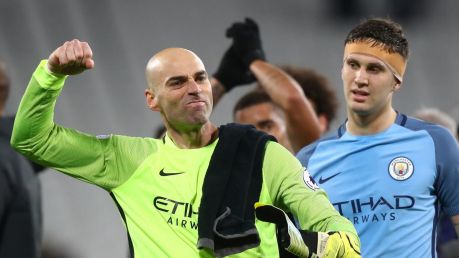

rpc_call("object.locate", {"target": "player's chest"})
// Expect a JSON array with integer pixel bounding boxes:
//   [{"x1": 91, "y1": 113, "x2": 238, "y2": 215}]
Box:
[{"x1": 309, "y1": 139, "x2": 437, "y2": 195}]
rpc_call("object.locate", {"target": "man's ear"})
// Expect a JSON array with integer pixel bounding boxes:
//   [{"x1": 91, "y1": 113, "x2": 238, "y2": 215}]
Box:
[
  {"x1": 145, "y1": 88, "x2": 159, "y2": 111},
  {"x1": 393, "y1": 81, "x2": 402, "y2": 92}
]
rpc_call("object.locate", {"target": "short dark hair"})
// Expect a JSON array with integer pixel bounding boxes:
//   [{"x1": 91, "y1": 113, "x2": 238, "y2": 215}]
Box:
[
  {"x1": 344, "y1": 18, "x2": 409, "y2": 59},
  {"x1": 280, "y1": 65, "x2": 338, "y2": 125},
  {"x1": 233, "y1": 90, "x2": 273, "y2": 117}
]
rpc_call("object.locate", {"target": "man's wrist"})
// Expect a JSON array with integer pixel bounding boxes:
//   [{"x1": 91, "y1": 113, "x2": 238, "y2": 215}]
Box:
[
  {"x1": 243, "y1": 49, "x2": 265, "y2": 67},
  {"x1": 213, "y1": 72, "x2": 234, "y2": 91},
  {"x1": 33, "y1": 60, "x2": 68, "y2": 90}
]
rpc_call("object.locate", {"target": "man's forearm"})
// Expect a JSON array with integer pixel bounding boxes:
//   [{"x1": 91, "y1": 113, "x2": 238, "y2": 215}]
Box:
[
  {"x1": 250, "y1": 60, "x2": 321, "y2": 151},
  {"x1": 10, "y1": 60, "x2": 114, "y2": 189},
  {"x1": 11, "y1": 60, "x2": 66, "y2": 155},
  {"x1": 250, "y1": 60, "x2": 303, "y2": 109}
]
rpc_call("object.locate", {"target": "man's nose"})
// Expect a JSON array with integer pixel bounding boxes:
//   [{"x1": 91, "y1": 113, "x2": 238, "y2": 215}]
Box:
[
  {"x1": 354, "y1": 69, "x2": 369, "y2": 86},
  {"x1": 187, "y1": 80, "x2": 202, "y2": 93}
]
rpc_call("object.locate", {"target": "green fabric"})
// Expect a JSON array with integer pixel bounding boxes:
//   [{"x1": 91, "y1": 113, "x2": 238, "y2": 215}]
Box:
[
  {"x1": 11, "y1": 60, "x2": 357, "y2": 257},
  {"x1": 34, "y1": 60, "x2": 67, "y2": 90}
]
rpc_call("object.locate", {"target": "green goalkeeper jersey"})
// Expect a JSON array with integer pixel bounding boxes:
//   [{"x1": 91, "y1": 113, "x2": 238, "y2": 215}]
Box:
[{"x1": 11, "y1": 61, "x2": 356, "y2": 257}]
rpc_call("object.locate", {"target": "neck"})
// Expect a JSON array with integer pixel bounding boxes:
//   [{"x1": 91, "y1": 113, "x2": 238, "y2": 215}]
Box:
[
  {"x1": 166, "y1": 122, "x2": 218, "y2": 148},
  {"x1": 346, "y1": 107, "x2": 397, "y2": 136}
]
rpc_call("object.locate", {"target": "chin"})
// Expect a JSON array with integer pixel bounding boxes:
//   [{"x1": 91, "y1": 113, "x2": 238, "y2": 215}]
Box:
[
  {"x1": 349, "y1": 104, "x2": 371, "y2": 115},
  {"x1": 189, "y1": 116, "x2": 209, "y2": 126},
  {"x1": 352, "y1": 108, "x2": 373, "y2": 116}
]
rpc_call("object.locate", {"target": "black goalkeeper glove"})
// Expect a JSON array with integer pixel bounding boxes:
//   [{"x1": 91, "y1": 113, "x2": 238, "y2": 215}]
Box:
[
  {"x1": 213, "y1": 45, "x2": 256, "y2": 91},
  {"x1": 226, "y1": 17, "x2": 266, "y2": 68}
]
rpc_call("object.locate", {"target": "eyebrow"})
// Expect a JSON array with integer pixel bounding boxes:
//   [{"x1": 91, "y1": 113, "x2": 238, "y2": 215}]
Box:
[
  {"x1": 367, "y1": 62, "x2": 386, "y2": 69},
  {"x1": 346, "y1": 57, "x2": 358, "y2": 63},
  {"x1": 257, "y1": 119, "x2": 274, "y2": 126},
  {"x1": 346, "y1": 57, "x2": 386, "y2": 68},
  {"x1": 165, "y1": 75, "x2": 187, "y2": 85},
  {"x1": 194, "y1": 70, "x2": 207, "y2": 78},
  {"x1": 165, "y1": 70, "x2": 207, "y2": 84}
]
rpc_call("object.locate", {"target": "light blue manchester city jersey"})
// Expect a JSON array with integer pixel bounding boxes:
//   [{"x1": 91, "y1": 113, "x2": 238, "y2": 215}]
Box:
[{"x1": 297, "y1": 113, "x2": 459, "y2": 258}]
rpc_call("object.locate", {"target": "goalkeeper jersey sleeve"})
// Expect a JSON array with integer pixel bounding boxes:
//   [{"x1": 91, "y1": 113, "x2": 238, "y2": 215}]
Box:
[
  {"x1": 262, "y1": 141, "x2": 357, "y2": 236},
  {"x1": 11, "y1": 60, "x2": 153, "y2": 190}
]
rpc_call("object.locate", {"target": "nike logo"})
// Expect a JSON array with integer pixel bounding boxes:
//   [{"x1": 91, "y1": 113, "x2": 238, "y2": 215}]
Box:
[
  {"x1": 318, "y1": 172, "x2": 341, "y2": 184},
  {"x1": 159, "y1": 169, "x2": 185, "y2": 176}
]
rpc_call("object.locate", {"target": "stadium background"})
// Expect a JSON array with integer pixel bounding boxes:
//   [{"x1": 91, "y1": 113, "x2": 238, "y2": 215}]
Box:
[{"x1": 1, "y1": 0, "x2": 458, "y2": 257}]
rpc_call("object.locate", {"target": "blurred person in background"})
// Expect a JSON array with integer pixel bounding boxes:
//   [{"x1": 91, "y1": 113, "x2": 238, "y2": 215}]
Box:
[
  {"x1": 0, "y1": 61, "x2": 45, "y2": 258},
  {"x1": 42, "y1": 240, "x2": 77, "y2": 258},
  {"x1": 212, "y1": 19, "x2": 338, "y2": 153},
  {"x1": 415, "y1": 107, "x2": 458, "y2": 141},
  {"x1": 230, "y1": 66, "x2": 339, "y2": 153},
  {"x1": 280, "y1": 65, "x2": 338, "y2": 134},
  {"x1": 414, "y1": 107, "x2": 459, "y2": 257}
]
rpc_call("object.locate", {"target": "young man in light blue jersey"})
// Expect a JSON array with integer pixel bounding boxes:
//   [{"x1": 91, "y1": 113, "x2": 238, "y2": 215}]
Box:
[{"x1": 297, "y1": 18, "x2": 459, "y2": 257}]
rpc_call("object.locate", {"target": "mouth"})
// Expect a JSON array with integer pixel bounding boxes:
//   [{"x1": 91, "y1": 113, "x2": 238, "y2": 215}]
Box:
[
  {"x1": 351, "y1": 89, "x2": 369, "y2": 103},
  {"x1": 186, "y1": 99, "x2": 206, "y2": 108}
]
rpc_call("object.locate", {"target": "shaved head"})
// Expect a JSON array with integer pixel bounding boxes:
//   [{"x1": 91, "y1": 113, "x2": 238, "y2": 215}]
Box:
[
  {"x1": 144, "y1": 47, "x2": 213, "y2": 133},
  {"x1": 145, "y1": 48, "x2": 205, "y2": 92}
]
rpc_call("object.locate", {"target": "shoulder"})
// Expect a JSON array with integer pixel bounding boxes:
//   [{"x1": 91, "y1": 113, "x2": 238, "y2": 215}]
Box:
[
  {"x1": 0, "y1": 138, "x2": 23, "y2": 167},
  {"x1": 264, "y1": 141, "x2": 302, "y2": 168},
  {"x1": 263, "y1": 141, "x2": 304, "y2": 181},
  {"x1": 296, "y1": 128, "x2": 342, "y2": 164},
  {"x1": 99, "y1": 134, "x2": 162, "y2": 158},
  {"x1": 220, "y1": 123, "x2": 273, "y2": 141},
  {"x1": 0, "y1": 115, "x2": 15, "y2": 140},
  {"x1": 400, "y1": 115, "x2": 458, "y2": 166},
  {"x1": 0, "y1": 138, "x2": 34, "y2": 185},
  {"x1": 101, "y1": 134, "x2": 159, "y2": 145},
  {"x1": 403, "y1": 115, "x2": 457, "y2": 148},
  {"x1": 265, "y1": 141, "x2": 292, "y2": 157}
]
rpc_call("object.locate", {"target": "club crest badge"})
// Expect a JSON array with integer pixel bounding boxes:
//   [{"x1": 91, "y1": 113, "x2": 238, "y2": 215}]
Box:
[
  {"x1": 388, "y1": 157, "x2": 414, "y2": 181},
  {"x1": 303, "y1": 167, "x2": 319, "y2": 190}
]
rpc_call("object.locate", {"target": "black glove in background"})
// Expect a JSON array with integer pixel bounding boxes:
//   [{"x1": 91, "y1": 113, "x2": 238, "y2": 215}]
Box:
[
  {"x1": 213, "y1": 46, "x2": 256, "y2": 91},
  {"x1": 226, "y1": 18, "x2": 266, "y2": 68}
]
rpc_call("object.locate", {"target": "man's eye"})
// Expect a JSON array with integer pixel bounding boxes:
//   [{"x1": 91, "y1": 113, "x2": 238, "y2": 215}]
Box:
[
  {"x1": 348, "y1": 62, "x2": 358, "y2": 69},
  {"x1": 368, "y1": 66, "x2": 382, "y2": 73},
  {"x1": 264, "y1": 125, "x2": 273, "y2": 131},
  {"x1": 196, "y1": 76, "x2": 207, "y2": 82},
  {"x1": 169, "y1": 80, "x2": 181, "y2": 86},
  {"x1": 261, "y1": 123, "x2": 274, "y2": 131}
]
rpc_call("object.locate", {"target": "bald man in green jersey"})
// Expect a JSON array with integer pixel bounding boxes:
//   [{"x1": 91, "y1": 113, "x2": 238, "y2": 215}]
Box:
[{"x1": 11, "y1": 39, "x2": 359, "y2": 257}]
